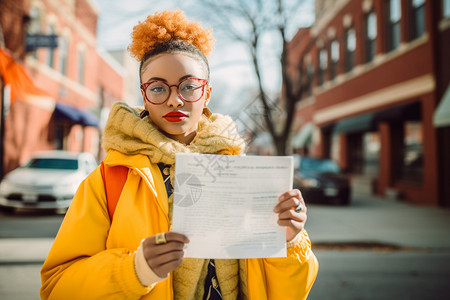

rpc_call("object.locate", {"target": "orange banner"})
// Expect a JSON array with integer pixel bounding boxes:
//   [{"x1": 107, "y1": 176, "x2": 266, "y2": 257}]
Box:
[{"x1": 0, "y1": 48, "x2": 55, "y2": 111}]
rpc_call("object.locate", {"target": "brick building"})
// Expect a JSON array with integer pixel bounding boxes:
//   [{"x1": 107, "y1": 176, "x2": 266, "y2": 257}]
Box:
[
  {"x1": 0, "y1": 0, "x2": 125, "y2": 175},
  {"x1": 288, "y1": 0, "x2": 450, "y2": 206}
]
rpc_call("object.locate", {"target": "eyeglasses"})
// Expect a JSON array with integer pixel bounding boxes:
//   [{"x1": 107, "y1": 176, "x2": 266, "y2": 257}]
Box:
[{"x1": 140, "y1": 77, "x2": 209, "y2": 105}]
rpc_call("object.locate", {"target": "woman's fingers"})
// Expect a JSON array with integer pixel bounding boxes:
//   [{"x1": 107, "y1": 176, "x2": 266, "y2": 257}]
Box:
[
  {"x1": 150, "y1": 232, "x2": 190, "y2": 245},
  {"x1": 274, "y1": 189, "x2": 306, "y2": 214},
  {"x1": 278, "y1": 208, "x2": 307, "y2": 222},
  {"x1": 141, "y1": 232, "x2": 189, "y2": 277},
  {"x1": 274, "y1": 189, "x2": 308, "y2": 241}
]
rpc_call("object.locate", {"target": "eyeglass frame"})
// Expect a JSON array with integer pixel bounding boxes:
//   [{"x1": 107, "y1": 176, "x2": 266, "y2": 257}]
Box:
[{"x1": 140, "y1": 77, "x2": 209, "y2": 105}]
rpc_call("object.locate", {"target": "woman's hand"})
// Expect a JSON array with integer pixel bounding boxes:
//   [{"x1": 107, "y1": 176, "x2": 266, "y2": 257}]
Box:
[
  {"x1": 274, "y1": 189, "x2": 307, "y2": 242},
  {"x1": 141, "y1": 232, "x2": 189, "y2": 278}
]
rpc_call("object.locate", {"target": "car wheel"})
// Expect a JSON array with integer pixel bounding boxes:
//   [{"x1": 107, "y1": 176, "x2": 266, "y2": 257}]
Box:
[{"x1": 0, "y1": 206, "x2": 16, "y2": 215}]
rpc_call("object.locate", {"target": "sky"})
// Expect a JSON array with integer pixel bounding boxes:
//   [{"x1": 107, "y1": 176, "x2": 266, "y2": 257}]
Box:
[{"x1": 95, "y1": 0, "x2": 315, "y2": 115}]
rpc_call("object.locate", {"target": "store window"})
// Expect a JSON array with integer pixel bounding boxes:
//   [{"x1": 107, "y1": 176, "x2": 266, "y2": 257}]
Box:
[
  {"x1": 318, "y1": 48, "x2": 328, "y2": 85},
  {"x1": 330, "y1": 40, "x2": 339, "y2": 79},
  {"x1": 345, "y1": 28, "x2": 356, "y2": 72},
  {"x1": 365, "y1": 11, "x2": 377, "y2": 62},
  {"x1": 54, "y1": 123, "x2": 65, "y2": 150},
  {"x1": 399, "y1": 121, "x2": 423, "y2": 182},
  {"x1": 409, "y1": 0, "x2": 426, "y2": 40},
  {"x1": 363, "y1": 132, "x2": 380, "y2": 176},
  {"x1": 386, "y1": 0, "x2": 402, "y2": 52}
]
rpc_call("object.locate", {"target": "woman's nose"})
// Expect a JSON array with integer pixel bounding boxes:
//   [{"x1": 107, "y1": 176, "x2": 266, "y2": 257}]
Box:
[{"x1": 166, "y1": 86, "x2": 184, "y2": 107}]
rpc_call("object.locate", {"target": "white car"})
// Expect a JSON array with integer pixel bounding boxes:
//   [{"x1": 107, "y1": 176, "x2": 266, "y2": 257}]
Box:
[{"x1": 0, "y1": 151, "x2": 98, "y2": 213}]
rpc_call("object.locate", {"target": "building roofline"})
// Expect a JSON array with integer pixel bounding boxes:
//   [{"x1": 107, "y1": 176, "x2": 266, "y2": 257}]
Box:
[{"x1": 96, "y1": 47, "x2": 125, "y2": 76}]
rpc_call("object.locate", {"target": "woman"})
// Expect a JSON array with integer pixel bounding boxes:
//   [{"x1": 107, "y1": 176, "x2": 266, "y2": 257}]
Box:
[{"x1": 40, "y1": 10, "x2": 318, "y2": 300}]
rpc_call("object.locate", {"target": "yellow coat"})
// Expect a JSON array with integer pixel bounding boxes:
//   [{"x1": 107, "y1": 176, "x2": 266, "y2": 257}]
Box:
[{"x1": 41, "y1": 150, "x2": 318, "y2": 299}]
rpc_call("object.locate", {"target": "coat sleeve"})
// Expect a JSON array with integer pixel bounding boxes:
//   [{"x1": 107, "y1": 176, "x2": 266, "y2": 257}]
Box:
[
  {"x1": 40, "y1": 167, "x2": 152, "y2": 300},
  {"x1": 246, "y1": 229, "x2": 319, "y2": 300}
]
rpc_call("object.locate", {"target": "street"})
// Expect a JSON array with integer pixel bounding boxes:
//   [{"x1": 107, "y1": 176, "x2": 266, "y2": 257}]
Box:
[{"x1": 1, "y1": 190, "x2": 450, "y2": 299}]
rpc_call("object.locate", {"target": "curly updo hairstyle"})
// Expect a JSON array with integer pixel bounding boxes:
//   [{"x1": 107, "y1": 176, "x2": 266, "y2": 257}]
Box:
[{"x1": 128, "y1": 10, "x2": 215, "y2": 82}]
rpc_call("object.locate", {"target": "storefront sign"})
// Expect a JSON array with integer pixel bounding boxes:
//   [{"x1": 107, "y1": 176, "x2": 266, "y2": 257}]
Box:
[{"x1": 26, "y1": 34, "x2": 58, "y2": 51}]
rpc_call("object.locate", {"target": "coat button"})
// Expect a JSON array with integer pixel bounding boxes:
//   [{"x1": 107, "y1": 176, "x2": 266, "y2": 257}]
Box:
[{"x1": 163, "y1": 167, "x2": 170, "y2": 175}]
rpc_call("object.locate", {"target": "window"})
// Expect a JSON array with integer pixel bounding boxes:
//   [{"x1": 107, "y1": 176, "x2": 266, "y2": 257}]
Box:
[
  {"x1": 78, "y1": 48, "x2": 85, "y2": 85},
  {"x1": 330, "y1": 40, "x2": 339, "y2": 79},
  {"x1": 54, "y1": 123, "x2": 65, "y2": 150},
  {"x1": 409, "y1": 0, "x2": 426, "y2": 40},
  {"x1": 307, "y1": 63, "x2": 314, "y2": 97},
  {"x1": 391, "y1": 102, "x2": 423, "y2": 183},
  {"x1": 399, "y1": 121, "x2": 423, "y2": 182},
  {"x1": 362, "y1": 132, "x2": 380, "y2": 176},
  {"x1": 445, "y1": 0, "x2": 450, "y2": 18},
  {"x1": 59, "y1": 36, "x2": 68, "y2": 75},
  {"x1": 386, "y1": 0, "x2": 402, "y2": 52},
  {"x1": 318, "y1": 48, "x2": 328, "y2": 85},
  {"x1": 27, "y1": 6, "x2": 41, "y2": 58},
  {"x1": 46, "y1": 24, "x2": 55, "y2": 68},
  {"x1": 365, "y1": 12, "x2": 377, "y2": 62},
  {"x1": 345, "y1": 28, "x2": 356, "y2": 72}
]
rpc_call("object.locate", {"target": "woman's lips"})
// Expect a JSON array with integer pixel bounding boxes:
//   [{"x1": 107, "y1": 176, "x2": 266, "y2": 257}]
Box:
[{"x1": 163, "y1": 111, "x2": 188, "y2": 122}]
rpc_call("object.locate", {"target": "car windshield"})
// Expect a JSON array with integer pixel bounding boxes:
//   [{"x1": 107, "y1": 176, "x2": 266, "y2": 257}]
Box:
[
  {"x1": 24, "y1": 158, "x2": 78, "y2": 170},
  {"x1": 300, "y1": 157, "x2": 340, "y2": 174}
]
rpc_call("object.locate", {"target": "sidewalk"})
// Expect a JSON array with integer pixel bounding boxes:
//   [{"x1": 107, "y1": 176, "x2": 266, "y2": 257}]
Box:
[
  {"x1": 0, "y1": 238, "x2": 53, "y2": 264},
  {"x1": 306, "y1": 190, "x2": 450, "y2": 251}
]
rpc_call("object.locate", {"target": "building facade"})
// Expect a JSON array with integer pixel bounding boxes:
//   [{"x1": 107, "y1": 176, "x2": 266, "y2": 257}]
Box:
[
  {"x1": 0, "y1": 0, "x2": 126, "y2": 175},
  {"x1": 288, "y1": 0, "x2": 450, "y2": 206}
]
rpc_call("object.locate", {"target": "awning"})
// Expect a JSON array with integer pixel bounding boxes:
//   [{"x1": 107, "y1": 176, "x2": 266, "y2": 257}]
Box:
[
  {"x1": 53, "y1": 102, "x2": 99, "y2": 127},
  {"x1": 291, "y1": 122, "x2": 313, "y2": 148},
  {"x1": 333, "y1": 113, "x2": 377, "y2": 134},
  {"x1": 434, "y1": 84, "x2": 450, "y2": 127},
  {"x1": 376, "y1": 102, "x2": 421, "y2": 122}
]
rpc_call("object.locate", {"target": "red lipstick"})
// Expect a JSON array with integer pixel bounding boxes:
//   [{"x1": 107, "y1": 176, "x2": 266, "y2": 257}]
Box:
[{"x1": 163, "y1": 111, "x2": 188, "y2": 122}]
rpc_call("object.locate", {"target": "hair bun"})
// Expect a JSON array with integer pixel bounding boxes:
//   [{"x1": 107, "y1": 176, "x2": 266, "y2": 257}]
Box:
[{"x1": 128, "y1": 10, "x2": 215, "y2": 61}]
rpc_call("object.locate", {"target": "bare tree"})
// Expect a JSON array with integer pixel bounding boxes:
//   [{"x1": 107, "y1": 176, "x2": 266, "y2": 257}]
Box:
[{"x1": 186, "y1": 0, "x2": 313, "y2": 155}]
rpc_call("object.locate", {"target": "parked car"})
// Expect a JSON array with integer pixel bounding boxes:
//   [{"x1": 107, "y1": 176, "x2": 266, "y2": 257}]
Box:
[
  {"x1": 293, "y1": 156, "x2": 351, "y2": 205},
  {"x1": 0, "y1": 151, "x2": 98, "y2": 213}
]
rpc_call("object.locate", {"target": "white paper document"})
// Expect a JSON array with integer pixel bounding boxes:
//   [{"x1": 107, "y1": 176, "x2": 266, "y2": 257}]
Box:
[{"x1": 172, "y1": 153, "x2": 293, "y2": 259}]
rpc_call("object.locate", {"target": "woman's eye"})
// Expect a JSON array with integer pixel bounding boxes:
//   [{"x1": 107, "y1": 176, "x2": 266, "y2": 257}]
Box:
[
  {"x1": 150, "y1": 86, "x2": 166, "y2": 93},
  {"x1": 182, "y1": 84, "x2": 201, "y2": 91}
]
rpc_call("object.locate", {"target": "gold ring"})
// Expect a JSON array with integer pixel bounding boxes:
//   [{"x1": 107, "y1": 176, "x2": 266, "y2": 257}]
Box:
[{"x1": 155, "y1": 233, "x2": 167, "y2": 245}]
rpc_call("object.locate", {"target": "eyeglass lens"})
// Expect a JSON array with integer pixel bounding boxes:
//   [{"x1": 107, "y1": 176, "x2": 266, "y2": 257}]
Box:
[{"x1": 145, "y1": 78, "x2": 205, "y2": 103}]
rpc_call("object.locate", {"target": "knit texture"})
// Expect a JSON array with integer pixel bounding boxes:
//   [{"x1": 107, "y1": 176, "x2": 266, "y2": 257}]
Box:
[{"x1": 102, "y1": 102, "x2": 246, "y2": 300}]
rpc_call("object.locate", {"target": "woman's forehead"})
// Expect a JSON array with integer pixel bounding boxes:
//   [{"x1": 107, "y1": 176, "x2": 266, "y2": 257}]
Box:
[{"x1": 141, "y1": 52, "x2": 207, "y2": 81}]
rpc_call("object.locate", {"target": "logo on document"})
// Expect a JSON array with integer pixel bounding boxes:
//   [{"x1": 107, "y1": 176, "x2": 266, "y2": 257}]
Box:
[{"x1": 173, "y1": 173, "x2": 202, "y2": 207}]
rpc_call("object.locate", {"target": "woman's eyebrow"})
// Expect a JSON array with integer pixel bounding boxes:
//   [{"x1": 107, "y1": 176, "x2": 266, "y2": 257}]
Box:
[
  {"x1": 179, "y1": 75, "x2": 196, "y2": 81},
  {"x1": 148, "y1": 77, "x2": 167, "y2": 82},
  {"x1": 146, "y1": 75, "x2": 196, "y2": 83}
]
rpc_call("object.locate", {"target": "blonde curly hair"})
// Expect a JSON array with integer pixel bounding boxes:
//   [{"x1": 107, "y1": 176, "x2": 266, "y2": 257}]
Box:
[{"x1": 128, "y1": 10, "x2": 215, "y2": 61}]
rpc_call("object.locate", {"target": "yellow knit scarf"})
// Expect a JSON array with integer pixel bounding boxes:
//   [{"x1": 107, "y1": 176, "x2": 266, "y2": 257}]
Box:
[{"x1": 102, "y1": 102, "x2": 247, "y2": 300}]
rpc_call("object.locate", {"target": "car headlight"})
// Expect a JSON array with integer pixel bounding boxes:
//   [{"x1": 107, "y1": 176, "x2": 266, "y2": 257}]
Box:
[
  {"x1": 0, "y1": 179, "x2": 13, "y2": 195},
  {"x1": 302, "y1": 178, "x2": 320, "y2": 188}
]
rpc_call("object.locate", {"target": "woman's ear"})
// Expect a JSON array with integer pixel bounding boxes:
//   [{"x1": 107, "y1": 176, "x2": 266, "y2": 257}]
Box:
[{"x1": 204, "y1": 85, "x2": 212, "y2": 106}]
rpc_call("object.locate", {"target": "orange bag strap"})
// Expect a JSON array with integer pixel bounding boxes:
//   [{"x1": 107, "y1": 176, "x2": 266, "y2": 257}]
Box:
[{"x1": 100, "y1": 161, "x2": 129, "y2": 221}]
